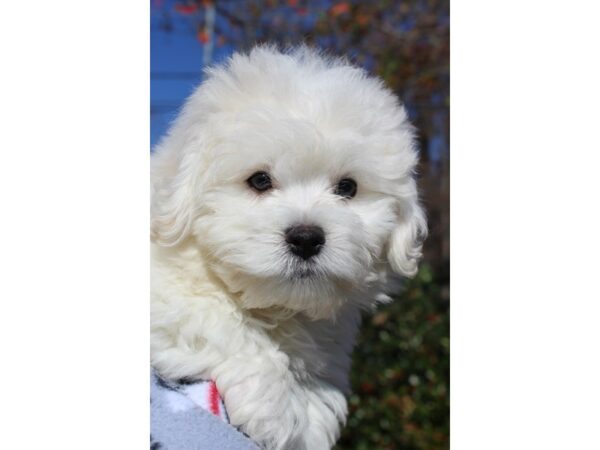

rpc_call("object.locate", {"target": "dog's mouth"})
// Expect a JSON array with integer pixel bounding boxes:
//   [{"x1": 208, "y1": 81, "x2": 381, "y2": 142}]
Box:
[
  {"x1": 292, "y1": 267, "x2": 316, "y2": 280},
  {"x1": 284, "y1": 258, "x2": 322, "y2": 281}
]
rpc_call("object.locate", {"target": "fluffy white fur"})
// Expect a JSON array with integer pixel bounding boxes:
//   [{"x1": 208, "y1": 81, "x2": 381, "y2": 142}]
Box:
[{"x1": 151, "y1": 46, "x2": 427, "y2": 450}]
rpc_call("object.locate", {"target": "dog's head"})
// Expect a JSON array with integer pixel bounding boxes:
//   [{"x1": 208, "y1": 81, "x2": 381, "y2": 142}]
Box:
[{"x1": 151, "y1": 46, "x2": 426, "y2": 319}]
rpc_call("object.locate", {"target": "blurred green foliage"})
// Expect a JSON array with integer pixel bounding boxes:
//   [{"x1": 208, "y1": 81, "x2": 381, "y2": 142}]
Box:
[{"x1": 336, "y1": 262, "x2": 449, "y2": 450}]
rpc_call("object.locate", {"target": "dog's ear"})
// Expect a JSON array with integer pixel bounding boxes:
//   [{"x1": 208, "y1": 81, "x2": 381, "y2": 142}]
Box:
[
  {"x1": 386, "y1": 193, "x2": 428, "y2": 278},
  {"x1": 150, "y1": 137, "x2": 201, "y2": 247}
]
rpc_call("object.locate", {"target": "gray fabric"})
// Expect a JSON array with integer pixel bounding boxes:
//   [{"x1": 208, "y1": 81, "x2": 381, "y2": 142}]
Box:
[{"x1": 151, "y1": 369, "x2": 259, "y2": 450}]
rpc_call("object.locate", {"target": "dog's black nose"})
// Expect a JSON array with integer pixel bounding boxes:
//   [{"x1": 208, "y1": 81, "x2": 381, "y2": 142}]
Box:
[{"x1": 285, "y1": 225, "x2": 325, "y2": 260}]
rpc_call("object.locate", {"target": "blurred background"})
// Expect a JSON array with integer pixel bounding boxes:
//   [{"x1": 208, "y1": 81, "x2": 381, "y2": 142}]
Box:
[{"x1": 151, "y1": 1, "x2": 449, "y2": 448}]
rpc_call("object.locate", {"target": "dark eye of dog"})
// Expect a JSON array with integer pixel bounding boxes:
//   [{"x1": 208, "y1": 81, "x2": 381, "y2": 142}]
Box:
[
  {"x1": 247, "y1": 171, "x2": 273, "y2": 192},
  {"x1": 335, "y1": 178, "x2": 357, "y2": 198}
]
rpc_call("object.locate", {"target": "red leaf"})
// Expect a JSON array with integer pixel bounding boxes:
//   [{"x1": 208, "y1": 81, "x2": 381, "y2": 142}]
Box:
[
  {"x1": 197, "y1": 30, "x2": 209, "y2": 43},
  {"x1": 174, "y1": 3, "x2": 198, "y2": 15},
  {"x1": 356, "y1": 13, "x2": 369, "y2": 26},
  {"x1": 330, "y1": 2, "x2": 350, "y2": 17},
  {"x1": 360, "y1": 381, "x2": 375, "y2": 394}
]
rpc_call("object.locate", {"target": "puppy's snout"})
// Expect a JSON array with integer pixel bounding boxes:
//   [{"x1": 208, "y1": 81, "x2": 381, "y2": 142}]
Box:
[{"x1": 285, "y1": 225, "x2": 325, "y2": 260}]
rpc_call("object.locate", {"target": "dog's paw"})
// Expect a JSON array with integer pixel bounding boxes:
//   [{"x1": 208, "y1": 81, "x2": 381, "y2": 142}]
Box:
[
  {"x1": 216, "y1": 355, "x2": 346, "y2": 450},
  {"x1": 223, "y1": 369, "x2": 309, "y2": 449},
  {"x1": 301, "y1": 382, "x2": 347, "y2": 450}
]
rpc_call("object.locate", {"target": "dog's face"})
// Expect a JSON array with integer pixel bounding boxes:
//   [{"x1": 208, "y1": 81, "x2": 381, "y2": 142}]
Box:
[{"x1": 151, "y1": 47, "x2": 426, "y2": 319}]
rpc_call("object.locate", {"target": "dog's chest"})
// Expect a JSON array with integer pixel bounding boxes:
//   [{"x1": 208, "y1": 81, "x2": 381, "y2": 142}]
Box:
[{"x1": 266, "y1": 307, "x2": 361, "y2": 392}]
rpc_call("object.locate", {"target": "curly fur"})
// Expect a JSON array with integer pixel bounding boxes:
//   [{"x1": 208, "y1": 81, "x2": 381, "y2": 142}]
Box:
[{"x1": 151, "y1": 45, "x2": 427, "y2": 450}]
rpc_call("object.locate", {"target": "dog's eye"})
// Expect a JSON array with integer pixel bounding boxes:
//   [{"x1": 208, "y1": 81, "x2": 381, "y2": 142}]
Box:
[
  {"x1": 334, "y1": 178, "x2": 357, "y2": 198},
  {"x1": 247, "y1": 171, "x2": 273, "y2": 192}
]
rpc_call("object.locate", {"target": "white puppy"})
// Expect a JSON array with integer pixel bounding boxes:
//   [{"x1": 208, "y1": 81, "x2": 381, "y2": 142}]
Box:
[{"x1": 151, "y1": 46, "x2": 427, "y2": 450}]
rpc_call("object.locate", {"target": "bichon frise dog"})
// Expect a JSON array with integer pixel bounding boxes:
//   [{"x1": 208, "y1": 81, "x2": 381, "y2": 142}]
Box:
[{"x1": 151, "y1": 45, "x2": 427, "y2": 450}]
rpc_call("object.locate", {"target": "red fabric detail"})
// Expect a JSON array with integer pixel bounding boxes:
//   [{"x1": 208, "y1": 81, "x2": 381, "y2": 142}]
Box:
[{"x1": 208, "y1": 381, "x2": 220, "y2": 416}]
